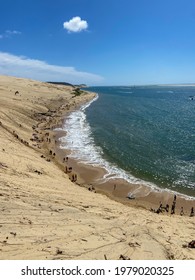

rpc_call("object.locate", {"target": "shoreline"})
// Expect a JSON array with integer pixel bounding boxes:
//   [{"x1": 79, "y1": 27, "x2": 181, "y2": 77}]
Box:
[
  {"x1": 49, "y1": 93, "x2": 195, "y2": 216},
  {"x1": 1, "y1": 75, "x2": 195, "y2": 260}
]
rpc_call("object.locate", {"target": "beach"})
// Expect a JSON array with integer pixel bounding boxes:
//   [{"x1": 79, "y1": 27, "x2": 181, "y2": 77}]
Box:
[{"x1": 0, "y1": 75, "x2": 195, "y2": 260}]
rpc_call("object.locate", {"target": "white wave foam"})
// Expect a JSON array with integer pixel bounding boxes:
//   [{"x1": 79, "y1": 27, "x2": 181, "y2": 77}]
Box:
[
  {"x1": 157, "y1": 90, "x2": 174, "y2": 94},
  {"x1": 118, "y1": 91, "x2": 133, "y2": 94}
]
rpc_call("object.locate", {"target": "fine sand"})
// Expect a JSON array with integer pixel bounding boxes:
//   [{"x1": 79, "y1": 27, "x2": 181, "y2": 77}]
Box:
[{"x1": 0, "y1": 75, "x2": 195, "y2": 260}]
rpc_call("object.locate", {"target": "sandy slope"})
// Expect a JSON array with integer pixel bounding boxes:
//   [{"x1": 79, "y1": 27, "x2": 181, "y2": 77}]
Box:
[{"x1": 0, "y1": 75, "x2": 195, "y2": 260}]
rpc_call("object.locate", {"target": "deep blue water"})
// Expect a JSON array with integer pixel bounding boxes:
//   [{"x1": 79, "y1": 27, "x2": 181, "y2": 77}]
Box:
[{"x1": 62, "y1": 86, "x2": 195, "y2": 197}]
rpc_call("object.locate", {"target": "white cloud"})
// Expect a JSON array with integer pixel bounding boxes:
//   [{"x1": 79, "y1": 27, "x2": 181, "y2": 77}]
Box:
[
  {"x1": 6, "y1": 30, "x2": 21, "y2": 35},
  {"x1": 63, "y1": 16, "x2": 88, "y2": 33},
  {"x1": 0, "y1": 30, "x2": 21, "y2": 39},
  {"x1": 0, "y1": 52, "x2": 103, "y2": 85}
]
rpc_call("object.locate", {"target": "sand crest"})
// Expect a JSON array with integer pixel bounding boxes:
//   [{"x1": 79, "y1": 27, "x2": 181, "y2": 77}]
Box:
[{"x1": 0, "y1": 75, "x2": 195, "y2": 260}]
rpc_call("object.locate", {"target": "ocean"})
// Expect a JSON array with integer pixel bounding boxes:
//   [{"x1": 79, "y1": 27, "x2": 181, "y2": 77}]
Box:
[{"x1": 61, "y1": 86, "x2": 195, "y2": 197}]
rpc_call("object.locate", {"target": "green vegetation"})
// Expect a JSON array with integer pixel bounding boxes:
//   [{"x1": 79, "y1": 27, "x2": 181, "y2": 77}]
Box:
[{"x1": 72, "y1": 88, "x2": 84, "y2": 96}]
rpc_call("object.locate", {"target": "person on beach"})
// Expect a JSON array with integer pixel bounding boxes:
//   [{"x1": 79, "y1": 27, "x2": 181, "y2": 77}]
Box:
[
  {"x1": 68, "y1": 167, "x2": 72, "y2": 172},
  {"x1": 190, "y1": 207, "x2": 194, "y2": 217},
  {"x1": 165, "y1": 204, "x2": 169, "y2": 212},
  {"x1": 155, "y1": 201, "x2": 163, "y2": 214},
  {"x1": 171, "y1": 203, "x2": 175, "y2": 215},
  {"x1": 114, "y1": 184, "x2": 116, "y2": 190},
  {"x1": 170, "y1": 195, "x2": 176, "y2": 214}
]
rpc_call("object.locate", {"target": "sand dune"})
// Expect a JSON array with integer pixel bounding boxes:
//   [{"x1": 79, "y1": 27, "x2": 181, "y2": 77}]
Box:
[{"x1": 0, "y1": 75, "x2": 195, "y2": 260}]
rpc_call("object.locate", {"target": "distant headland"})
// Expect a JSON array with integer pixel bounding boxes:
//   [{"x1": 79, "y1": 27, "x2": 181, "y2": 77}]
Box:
[{"x1": 47, "y1": 81, "x2": 87, "y2": 88}]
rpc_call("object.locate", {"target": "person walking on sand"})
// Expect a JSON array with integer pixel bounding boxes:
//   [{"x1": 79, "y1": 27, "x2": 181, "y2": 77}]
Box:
[
  {"x1": 190, "y1": 207, "x2": 194, "y2": 217},
  {"x1": 171, "y1": 203, "x2": 175, "y2": 215},
  {"x1": 180, "y1": 206, "x2": 184, "y2": 216}
]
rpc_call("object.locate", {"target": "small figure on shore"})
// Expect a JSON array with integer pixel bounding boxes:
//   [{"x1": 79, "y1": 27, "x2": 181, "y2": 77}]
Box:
[
  {"x1": 65, "y1": 166, "x2": 68, "y2": 173},
  {"x1": 156, "y1": 201, "x2": 163, "y2": 214},
  {"x1": 88, "y1": 185, "x2": 95, "y2": 192},
  {"x1": 180, "y1": 206, "x2": 184, "y2": 216},
  {"x1": 156, "y1": 208, "x2": 161, "y2": 214},
  {"x1": 171, "y1": 203, "x2": 175, "y2": 215},
  {"x1": 114, "y1": 184, "x2": 116, "y2": 191},
  {"x1": 63, "y1": 157, "x2": 69, "y2": 163},
  {"x1": 190, "y1": 207, "x2": 194, "y2": 217},
  {"x1": 68, "y1": 167, "x2": 72, "y2": 172},
  {"x1": 174, "y1": 194, "x2": 177, "y2": 202},
  {"x1": 71, "y1": 174, "x2": 77, "y2": 182},
  {"x1": 165, "y1": 204, "x2": 169, "y2": 212}
]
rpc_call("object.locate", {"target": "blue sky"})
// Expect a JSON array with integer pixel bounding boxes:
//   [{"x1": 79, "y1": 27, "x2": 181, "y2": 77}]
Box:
[{"x1": 0, "y1": 0, "x2": 195, "y2": 85}]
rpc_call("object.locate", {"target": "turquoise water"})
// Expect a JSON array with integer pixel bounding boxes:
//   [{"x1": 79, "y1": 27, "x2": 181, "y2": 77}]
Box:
[{"x1": 62, "y1": 86, "x2": 195, "y2": 197}]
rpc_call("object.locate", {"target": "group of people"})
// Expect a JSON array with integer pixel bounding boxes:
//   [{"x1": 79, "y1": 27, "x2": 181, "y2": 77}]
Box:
[
  {"x1": 179, "y1": 205, "x2": 194, "y2": 217},
  {"x1": 152, "y1": 194, "x2": 194, "y2": 217},
  {"x1": 63, "y1": 157, "x2": 69, "y2": 163},
  {"x1": 63, "y1": 157, "x2": 78, "y2": 183}
]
